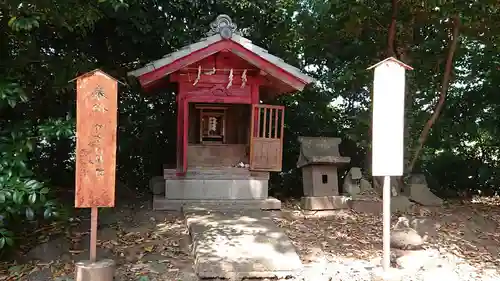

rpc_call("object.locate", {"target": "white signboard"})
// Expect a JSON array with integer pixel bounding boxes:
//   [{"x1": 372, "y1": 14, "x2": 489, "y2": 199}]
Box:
[{"x1": 369, "y1": 57, "x2": 412, "y2": 176}]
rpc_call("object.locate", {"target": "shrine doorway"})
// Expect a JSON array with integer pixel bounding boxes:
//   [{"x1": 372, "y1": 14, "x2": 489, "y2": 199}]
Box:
[{"x1": 186, "y1": 103, "x2": 251, "y2": 169}]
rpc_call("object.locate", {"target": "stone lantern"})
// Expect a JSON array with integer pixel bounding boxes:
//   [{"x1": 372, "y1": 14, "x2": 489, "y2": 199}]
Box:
[{"x1": 297, "y1": 137, "x2": 351, "y2": 210}]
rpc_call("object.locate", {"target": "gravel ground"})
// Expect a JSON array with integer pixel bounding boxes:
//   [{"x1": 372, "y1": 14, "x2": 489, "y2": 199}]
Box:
[
  {"x1": 296, "y1": 250, "x2": 500, "y2": 281},
  {"x1": 273, "y1": 201, "x2": 500, "y2": 281},
  {"x1": 4, "y1": 197, "x2": 500, "y2": 281}
]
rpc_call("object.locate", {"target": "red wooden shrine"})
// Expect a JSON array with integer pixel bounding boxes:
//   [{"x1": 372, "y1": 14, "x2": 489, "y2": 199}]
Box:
[{"x1": 128, "y1": 15, "x2": 315, "y2": 175}]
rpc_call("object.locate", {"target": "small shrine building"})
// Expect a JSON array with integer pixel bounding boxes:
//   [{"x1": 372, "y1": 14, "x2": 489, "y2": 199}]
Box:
[{"x1": 128, "y1": 15, "x2": 315, "y2": 210}]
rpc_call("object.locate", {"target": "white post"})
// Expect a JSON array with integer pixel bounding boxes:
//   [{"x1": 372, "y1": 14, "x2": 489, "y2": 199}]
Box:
[
  {"x1": 382, "y1": 175, "x2": 391, "y2": 270},
  {"x1": 367, "y1": 57, "x2": 413, "y2": 273}
]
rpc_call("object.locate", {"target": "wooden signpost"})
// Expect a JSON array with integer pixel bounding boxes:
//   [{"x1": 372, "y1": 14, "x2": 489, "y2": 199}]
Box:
[
  {"x1": 73, "y1": 69, "x2": 119, "y2": 264},
  {"x1": 368, "y1": 57, "x2": 413, "y2": 272}
]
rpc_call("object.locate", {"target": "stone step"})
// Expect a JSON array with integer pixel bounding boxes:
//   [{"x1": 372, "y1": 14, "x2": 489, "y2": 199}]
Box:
[
  {"x1": 164, "y1": 168, "x2": 269, "y2": 180},
  {"x1": 153, "y1": 196, "x2": 281, "y2": 211},
  {"x1": 184, "y1": 209, "x2": 302, "y2": 280}
]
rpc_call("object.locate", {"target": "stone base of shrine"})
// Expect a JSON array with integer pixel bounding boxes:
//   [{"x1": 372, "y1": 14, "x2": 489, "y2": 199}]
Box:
[
  {"x1": 163, "y1": 168, "x2": 269, "y2": 198},
  {"x1": 155, "y1": 168, "x2": 280, "y2": 211},
  {"x1": 300, "y1": 195, "x2": 351, "y2": 210},
  {"x1": 153, "y1": 196, "x2": 281, "y2": 211}
]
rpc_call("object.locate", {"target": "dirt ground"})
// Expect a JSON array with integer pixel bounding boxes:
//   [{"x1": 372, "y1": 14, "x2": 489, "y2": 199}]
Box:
[{"x1": 1, "y1": 196, "x2": 499, "y2": 281}]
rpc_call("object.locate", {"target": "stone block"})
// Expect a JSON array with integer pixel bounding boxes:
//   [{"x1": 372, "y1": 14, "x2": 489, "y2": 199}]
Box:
[
  {"x1": 301, "y1": 196, "x2": 350, "y2": 210},
  {"x1": 185, "y1": 210, "x2": 302, "y2": 279},
  {"x1": 296, "y1": 137, "x2": 351, "y2": 168},
  {"x1": 75, "y1": 259, "x2": 115, "y2": 281},
  {"x1": 153, "y1": 196, "x2": 281, "y2": 211},
  {"x1": 165, "y1": 179, "x2": 268, "y2": 200},
  {"x1": 409, "y1": 173, "x2": 427, "y2": 185},
  {"x1": 391, "y1": 195, "x2": 415, "y2": 213},
  {"x1": 302, "y1": 165, "x2": 339, "y2": 197},
  {"x1": 348, "y1": 196, "x2": 414, "y2": 214},
  {"x1": 349, "y1": 199, "x2": 382, "y2": 214},
  {"x1": 405, "y1": 183, "x2": 443, "y2": 206},
  {"x1": 149, "y1": 176, "x2": 165, "y2": 195},
  {"x1": 360, "y1": 178, "x2": 376, "y2": 194},
  {"x1": 349, "y1": 167, "x2": 363, "y2": 179},
  {"x1": 343, "y1": 167, "x2": 363, "y2": 196}
]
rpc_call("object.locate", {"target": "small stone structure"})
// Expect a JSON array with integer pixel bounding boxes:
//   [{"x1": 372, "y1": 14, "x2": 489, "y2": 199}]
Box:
[
  {"x1": 344, "y1": 169, "x2": 416, "y2": 214},
  {"x1": 297, "y1": 137, "x2": 351, "y2": 210},
  {"x1": 404, "y1": 174, "x2": 443, "y2": 206},
  {"x1": 342, "y1": 167, "x2": 363, "y2": 196}
]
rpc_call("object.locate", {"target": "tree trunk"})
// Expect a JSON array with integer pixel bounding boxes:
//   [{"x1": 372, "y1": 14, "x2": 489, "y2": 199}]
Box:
[
  {"x1": 407, "y1": 15, "x2": 461, "y2": 174},
  {"x1": 387, "y1": 0, "x2": 398, "y2": 57}
]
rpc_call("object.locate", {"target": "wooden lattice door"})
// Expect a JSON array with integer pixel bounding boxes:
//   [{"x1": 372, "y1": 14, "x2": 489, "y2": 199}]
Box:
[{"x1": 249, "y1": 104, "x2": 285, "y2": 171}]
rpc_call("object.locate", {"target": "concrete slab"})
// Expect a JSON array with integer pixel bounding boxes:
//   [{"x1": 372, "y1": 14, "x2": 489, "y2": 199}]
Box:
[
  {"x1": 184, "y1": 209, "x2": 302, "y2": 280},
  {"x1": 153, "y1": 196, "x2": 281, "y2": 211}
]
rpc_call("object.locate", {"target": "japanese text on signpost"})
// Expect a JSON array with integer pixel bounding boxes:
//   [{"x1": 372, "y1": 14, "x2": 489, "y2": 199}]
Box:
[{"x1": 75, "y1": 70, "x2": 118, "y2": 208}]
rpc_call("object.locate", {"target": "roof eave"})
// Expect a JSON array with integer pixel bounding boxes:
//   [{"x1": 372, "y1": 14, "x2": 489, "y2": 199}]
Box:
[
  {"x1": 127, "y1": 34, "x2": 316, "y2": 91},
  {"x1": 230, "y1": 34, "x2": 316, "y2": 86},
  {"x1": 127, "y1": 34, "x2": 223, "y2": 78}
]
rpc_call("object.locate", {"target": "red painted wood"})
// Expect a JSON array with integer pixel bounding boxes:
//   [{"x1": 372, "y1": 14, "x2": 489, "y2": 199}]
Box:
[
  {"x1": 138, "y1": 40, "x2": 232, "y2": 87},
  {"x1": 176, "y1": 95, "x2": 184, "y2": 176},
  {"x1": 251, "y1": 84, "x2": 260, "y2": 136},
  {"x1": 182, "y1": 98, "x2": 189, "y2": 174},
  {"x1": 185, "y1": 94, "x2": 251, "y2": 104},
  {"x1": 137, "y1": 40, "x2": 308, "y2": 93},
  {"x1": 171, "y1": 73, "x2": 261, "y2": 86},
  {"x1": 150, "y1": 38, "x2": 309, "y2": 174},
  {"x1": 227, "y1": 41, "x2": 306, "y2": 90},
  {"x1": 192, "y1": 52, "x2": 257, "y2": 71},
  {"x1": 183, "y1": 82, "x2": 251, "y2": 97},
  {"x1": 75, "y1": 71, "x2": 117, "y2": 208},
  {"x1": 251, "y1": 83, "x2": 260, "y2": 104}
]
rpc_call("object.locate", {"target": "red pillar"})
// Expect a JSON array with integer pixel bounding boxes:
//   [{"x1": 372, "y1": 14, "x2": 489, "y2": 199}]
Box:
[
  {"x1": 176, "y1": 95, "x2": 184, "y2": 176},
  {"x1": 251, "y1": 83, "x2": 260, "y2": 137},
  {"x1": 182, "y1": 98, "x2": 189, "y2": 175}
]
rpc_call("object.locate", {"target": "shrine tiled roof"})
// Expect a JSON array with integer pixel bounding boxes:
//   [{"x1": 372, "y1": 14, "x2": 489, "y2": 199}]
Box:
[{"x1": 127, "y1": 15, "x2": 315, "y2": 91}]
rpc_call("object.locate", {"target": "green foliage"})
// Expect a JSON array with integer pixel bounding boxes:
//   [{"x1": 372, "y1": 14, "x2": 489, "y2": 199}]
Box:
[
  {"x1": 0, "y1": 81, "x2": 27, "y2": 109},
  {"x1": 0, "y1": 79, "x2": 72, "y2": 250},
  {"x1": 8, "y1": 15, "x2": 40, "y2": 32}
]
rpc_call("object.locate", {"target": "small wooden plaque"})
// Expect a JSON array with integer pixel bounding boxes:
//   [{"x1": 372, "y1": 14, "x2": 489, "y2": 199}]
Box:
[{"x1": 75, "y1": 70, "x2": 118, "y2": 208}]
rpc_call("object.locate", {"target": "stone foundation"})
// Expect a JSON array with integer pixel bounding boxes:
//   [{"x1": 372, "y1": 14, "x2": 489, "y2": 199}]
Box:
[
  {"x1": 153, "y1": 196, "x2": 281, "y2": 211},
  {"x1": 164, "y1": 168, "x2": 269, "y2": 200},
  {"x1": 158, "y1": 168, "x2": 279, "y2": 211}
]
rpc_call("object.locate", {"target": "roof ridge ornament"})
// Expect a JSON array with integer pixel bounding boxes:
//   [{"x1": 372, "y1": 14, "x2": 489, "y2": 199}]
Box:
[{"x1": 207, "y1": 14, "x2": 238, "y2": 39}]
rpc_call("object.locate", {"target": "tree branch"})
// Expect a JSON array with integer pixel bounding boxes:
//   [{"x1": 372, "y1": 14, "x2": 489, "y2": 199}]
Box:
[{"x1": 407, "y1": 15, "x2": 461, "y2": 173}]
